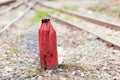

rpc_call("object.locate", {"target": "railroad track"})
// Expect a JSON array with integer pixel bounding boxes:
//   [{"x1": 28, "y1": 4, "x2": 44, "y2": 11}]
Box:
[
  {"x1": 49, "y1": 14, "x2": 120, "y2": 49},
  {"x1": 38, "y1": 2, "x2": 120, "y2": 31},
  {"x1": 1, "y1": 1, "x2": 120, "y2": 50},
  {"x1": 0, "y1": 0, "x2": 37, "y2": 34},
  {"x1": 0, "y1": 0, "x2": 30, "y2": 15},
  {"x1": 37, "y1": 2, "x2": 120, "y2": 49},
  {"x1": 0, "y1": 0, "x2": 15, "y2": 6}
]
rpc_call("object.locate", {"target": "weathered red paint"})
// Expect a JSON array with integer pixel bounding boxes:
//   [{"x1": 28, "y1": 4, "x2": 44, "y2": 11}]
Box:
[{"x1": 39, "y1": 19, "x2": 58, "y2": 69}]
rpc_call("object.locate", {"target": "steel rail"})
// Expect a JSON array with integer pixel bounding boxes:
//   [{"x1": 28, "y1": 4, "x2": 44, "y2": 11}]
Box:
[
  {"x1": 0, "y1": 1, "x2": 37, "y2": 34},
  {"x1": 0, "y1": 0, "x2": 15, "y2": 6},
  {"x1": 49, "y1": 14, "x2": 120, "y2": 49},
  {"x1": 39, "y1": 2, "x2": 120, "y2": 31},
  {"x1": 0, "y1": 0, "x2": 29, "y2": 15}
]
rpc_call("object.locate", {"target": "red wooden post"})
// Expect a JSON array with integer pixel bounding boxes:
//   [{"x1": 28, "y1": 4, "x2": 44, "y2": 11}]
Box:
[{"x1": 38, "y1": 19, "x2": 58, "y2": 69}]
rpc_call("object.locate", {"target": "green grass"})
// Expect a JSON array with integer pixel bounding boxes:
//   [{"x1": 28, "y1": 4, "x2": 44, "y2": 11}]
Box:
[
  {"x1": 31, "y1": 11, "x2": 49, "y2": 23},
  {"x1": 56, "y1": 12, "x2": 62, "y2": 16},
  {"x1": 63, "y1": 40, "x2": 67, "y2": 49},
  {"x1": 91, "y1": 1, "x2": 120, "y2": 21},
  {"x1": 62, "y1": 5, "x2": 78, "y2": 11},
  {"x1": 11, "y1": 45, "x2": 19, "y2": 53},
  {"x1": 107, "y1": 12, "x2": 120, "y2": 20},
  {"x1": 98, "y1": 8, "x2": 120, "y2": 21},
  {"x1": 64, "y1": 16, "x2": 74, "y2": 21}
]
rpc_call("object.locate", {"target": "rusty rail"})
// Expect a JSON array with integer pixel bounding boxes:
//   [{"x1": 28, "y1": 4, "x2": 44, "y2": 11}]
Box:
[
  {"x1": 0, "y1": 0, "x2": 15, "y2": 6},
  {"x1": 49, "y1": 14, "x2": 120, "y2": 49},
  {"x1": 39, "y1": 2, "x2": 120, "y2": 31},
  {"x1": 0, "y1": 1, "x2": 37, "y2": 34},
  {"x1": 0, "y1": 0, "x2": 30, "y2": 15}
]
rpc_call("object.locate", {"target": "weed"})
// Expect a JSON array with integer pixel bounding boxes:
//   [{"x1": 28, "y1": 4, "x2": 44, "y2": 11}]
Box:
[
  {"x1": 11, "y1": 45, "x2": 19, "y2": 53},
  {"x1": 98, "y1": 10, "x2": 120, "y2": 21},
  {"x1": 64, "y1": 16, "x2": 74, "y2": 21},
  {"x1": 63, "y1": 40, "x2": 67, "y2": 49},
  {"x1": 62, "y1": 5, "x2": 78, "y2": 11},
  {"x1": 20, "y1": 33, "x2": 24, "y2": 38},
  {"x1": 92, "y1": 1, "x2": 120, "y2": 21},
  {"x1": 31, "y1": 10, "x2": 49, "y2": 23}
]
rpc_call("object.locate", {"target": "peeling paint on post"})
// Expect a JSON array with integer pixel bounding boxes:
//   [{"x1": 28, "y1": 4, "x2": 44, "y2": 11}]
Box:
[{"x1": 39, "y1": 19, "x2": 58, "y2": 70}]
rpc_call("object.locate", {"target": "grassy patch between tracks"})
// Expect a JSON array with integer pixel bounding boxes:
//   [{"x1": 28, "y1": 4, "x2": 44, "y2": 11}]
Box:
[
  {"x1": 64, "y1": 16, "x2": 74, "y2": 21},
  {"x1": 54, "y1": 11, "x2": 74, "y2": 21},
  {"x1": 62, "y1": 5, "x2": 78, "y2": 11},
  {"x1": 89, "y1": 2, "x2": 120, "y2": 21},
  {"x1": 98, "y1": 10, "x2": 120, "y2": 21},
  {"x1": 31, "y1": 11, "x2": 49, "y2": 23}
]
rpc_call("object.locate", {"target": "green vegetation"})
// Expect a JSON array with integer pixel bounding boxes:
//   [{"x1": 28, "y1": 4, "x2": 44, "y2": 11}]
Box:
[
  {"x1": 98, "y1": 5, "x2": 120, "y2": 21},
  {"x1": 56, "y1": 12, "x2": 62, "y2": 16},
  {"x1": 105, "y1": 12, "x2": 120, "y2": 21},
  {"x1": 31, "y1": 11, "x2": 49, "y2": 23},
  {"x1": 62, "y1": 5, "x2": 78, "y2": 11},
  {"x1": 11, "y1": 45, "x2": 19, "y2": 53},
  {"x1": 54, "y1": 11, "x2": 74, "y2": 21},
  {"x1": 64, "y1": 16, "x2": 74, "y2": 21},
  {"x1": 50, "y1": 10, "x2": 56, "y2": 14},
  {"x1": 63, "y1": 40, "x2": 67, "y2": 49},
  {"x1": 91, "y1": 1, "x2": 120, "y2": 21},
  {"x1": 20, "y1": 33, "x2": 24, "y2": 38}
]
